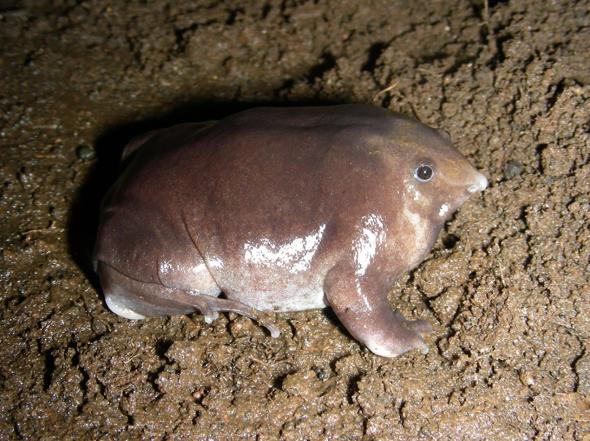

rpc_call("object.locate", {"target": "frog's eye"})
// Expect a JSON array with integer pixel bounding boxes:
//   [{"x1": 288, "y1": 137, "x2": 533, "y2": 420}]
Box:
[{"x1": 414, "y1": 164, "x2": 434, "y2": 182}]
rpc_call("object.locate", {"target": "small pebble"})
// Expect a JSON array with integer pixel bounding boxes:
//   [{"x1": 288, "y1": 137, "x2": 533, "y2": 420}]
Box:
[
  {"x1": 503, "y1": 160, "x2": 523, "y2": 179},
  {"x1": 76, "y1": 145, "x2": 95, "y2": 160}
]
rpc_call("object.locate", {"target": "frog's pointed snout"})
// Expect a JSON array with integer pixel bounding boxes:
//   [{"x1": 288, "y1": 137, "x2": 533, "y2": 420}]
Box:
[{"x1": 467, "y1": 172, "x2": 488, "y2": 194}]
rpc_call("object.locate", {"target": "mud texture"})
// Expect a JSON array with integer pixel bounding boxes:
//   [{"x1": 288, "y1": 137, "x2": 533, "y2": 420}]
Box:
[{"x1": 1, "y1": 1, "x2": 589, "y2": 440}]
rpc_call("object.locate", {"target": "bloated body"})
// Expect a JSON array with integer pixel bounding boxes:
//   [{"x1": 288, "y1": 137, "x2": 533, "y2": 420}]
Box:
[{"x1": 94, "y1": 104, "x2": 487, "y2": 357}]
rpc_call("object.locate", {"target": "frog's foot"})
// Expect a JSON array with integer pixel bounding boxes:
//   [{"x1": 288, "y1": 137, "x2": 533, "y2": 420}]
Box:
[
  {"x1": 324, "y1": 260, "x2": 433, "y2": 358},
  {"x1": 172, "y1": 291, "x2": 280, "y2": 338}
]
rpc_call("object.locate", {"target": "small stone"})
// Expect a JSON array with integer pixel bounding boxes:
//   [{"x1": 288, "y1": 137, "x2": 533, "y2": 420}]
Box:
[
  {"x1": 76, "y1": 145, "x2": 95, "y2": 160},
  {"x1": 503, "y1": 160, "x2": 523, "y2": 179}
]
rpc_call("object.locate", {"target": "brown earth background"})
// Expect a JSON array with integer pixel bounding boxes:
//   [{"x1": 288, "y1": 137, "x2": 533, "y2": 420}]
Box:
[{"x1": 1, "y1": 0, "x2": 589, "y2": 439}]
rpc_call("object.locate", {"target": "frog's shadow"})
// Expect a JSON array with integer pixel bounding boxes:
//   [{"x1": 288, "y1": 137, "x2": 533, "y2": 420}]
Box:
[{"x1": 68, "y1": 98, "x2": 344, "y2": 292}]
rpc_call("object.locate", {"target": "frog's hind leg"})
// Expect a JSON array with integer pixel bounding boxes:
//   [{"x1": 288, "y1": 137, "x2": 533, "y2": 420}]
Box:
[
  {"x1": 97, "y1": 261, "x2": 205, "y2": 319},
  {"x1": 96, "y1": 261, "x2": 279, "y2": 337},
  {"x1": 168, "y1": 290, "x2": 281, "y2": 338}
]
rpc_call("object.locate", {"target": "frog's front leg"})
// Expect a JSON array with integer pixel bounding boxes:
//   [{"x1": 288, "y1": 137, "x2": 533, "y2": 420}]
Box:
[{"x1": 324, "y1": 259, "x2": 431, "y2": 358}]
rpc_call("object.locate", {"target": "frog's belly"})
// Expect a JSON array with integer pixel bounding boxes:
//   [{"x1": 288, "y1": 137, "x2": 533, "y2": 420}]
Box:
[
  {"x1": 202, "y1": 224, "x2": 334, "y2": 312},
  {"x1": 221, "y1": 271, "x2": 327, "y2": 312}
]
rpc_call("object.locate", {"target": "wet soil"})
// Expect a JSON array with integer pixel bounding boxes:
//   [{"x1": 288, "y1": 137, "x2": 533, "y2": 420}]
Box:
[{"x1": 1, "y1": 1, "x2": 589, "y2": 439}]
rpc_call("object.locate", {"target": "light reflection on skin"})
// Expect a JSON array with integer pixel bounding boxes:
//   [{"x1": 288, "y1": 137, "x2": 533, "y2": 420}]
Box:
[
  {"x1": 412, "y1": 186, "x2": 422, "y2": 201},
  {"x1": 353, "y1": 214, "x2": 386, "y2": 312},
  {"x1": 243, "y1": 224, "x2": 326, "y2": 273},
  {"x1": 353, "y1": 214, "x2": 386, "y2": 277},
  {"x1": 159, "y1": 258, "x2": 220, "y2": 276},
  {"x1": 400, "y1": 181, "x2": 431, "y2": 268},
  {"x1": 439, "y1": 202, "x2": 450, "y2": 217},
  {"x1": 207, "y1": 256, "x2": 224, "y2": 270},
  {"x1": 403, "y1": 205, "x2": 428, "y2": 244},
  {"x1": 159, "y1": 259, "x2": 173, "y2": 274}
]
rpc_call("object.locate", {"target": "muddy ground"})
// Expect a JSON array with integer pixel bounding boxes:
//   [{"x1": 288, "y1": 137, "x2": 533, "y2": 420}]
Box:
[{"x1": 1, "y1": 0, "x2": 589, "y2": 439}]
